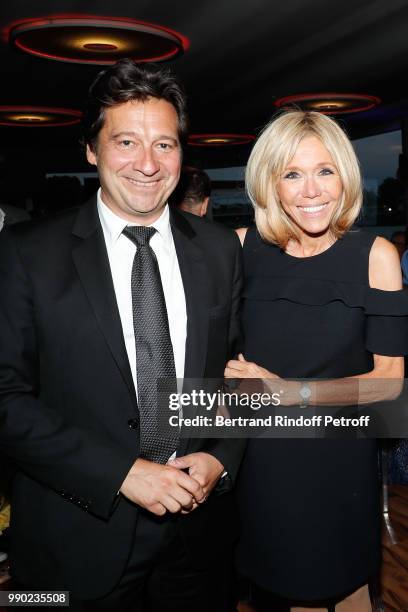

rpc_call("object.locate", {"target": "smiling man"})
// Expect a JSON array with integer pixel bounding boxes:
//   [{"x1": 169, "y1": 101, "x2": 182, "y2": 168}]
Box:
[
  {"x1": 0, "y1": 59, "x2": 244, "y2": 611},
  {"x1": 86, "y1": 97, "x2": 181, "y2": 223}
]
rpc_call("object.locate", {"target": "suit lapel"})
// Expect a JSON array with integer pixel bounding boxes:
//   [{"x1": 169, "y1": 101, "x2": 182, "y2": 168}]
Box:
[
  {"x1": 170, "y1": 210, "x2": 212, "y2": 457},
  {"x1": 71, "y1": 204, "x2": 210, "y2": 428},
  {"x1": 170, "y1": 209, "x2": 211, "y2": 382},
  {"x1": 71, "y1": 198, "x2": 136, "y2": 408}
]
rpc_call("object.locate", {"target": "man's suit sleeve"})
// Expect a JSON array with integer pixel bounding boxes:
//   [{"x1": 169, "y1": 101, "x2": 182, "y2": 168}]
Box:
[
  {"x1": 0, "y1": 229, "x2": 133, "y2": 520},
  {"x1": 205, "y1": 232, "x2": 246, "y2": 485}
]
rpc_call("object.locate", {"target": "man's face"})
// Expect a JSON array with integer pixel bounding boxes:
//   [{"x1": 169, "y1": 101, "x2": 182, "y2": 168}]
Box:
[{"x1": 87, "y1": 98, "x2": 182, "y2": 224}]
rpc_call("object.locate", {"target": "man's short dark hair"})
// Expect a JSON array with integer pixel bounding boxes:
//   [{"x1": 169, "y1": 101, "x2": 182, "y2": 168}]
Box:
[
  {"x1": 171, "y1": 166, "x2": 211, "y2": 206},
  {"x1": 83, "y1": 58, "x2": 188, "y2": 149}
]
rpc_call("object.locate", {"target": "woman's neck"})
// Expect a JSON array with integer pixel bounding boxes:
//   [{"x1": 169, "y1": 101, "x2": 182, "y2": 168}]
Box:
[{"x1": 286, "y1": 231, "x2": 335, "y2": 258}]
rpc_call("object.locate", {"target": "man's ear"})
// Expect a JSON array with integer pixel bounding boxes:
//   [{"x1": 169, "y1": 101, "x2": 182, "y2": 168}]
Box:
[
  {"x1": 86, "y1": 143, "x2": 97, "y2": 166},
  {"x1": 200, "y1": 197, "x2": 209, "y2": 217}
]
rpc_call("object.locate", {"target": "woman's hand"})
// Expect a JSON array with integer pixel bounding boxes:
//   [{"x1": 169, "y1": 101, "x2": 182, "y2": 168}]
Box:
[
  {"x1": 224, "y1": 353, "x2": 278, "y2": 379},
  {"x1": 224, "y1": 354, "x2": 300, "y2": 406}
]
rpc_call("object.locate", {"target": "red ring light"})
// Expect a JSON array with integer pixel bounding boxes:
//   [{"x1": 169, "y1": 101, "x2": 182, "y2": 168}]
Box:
[
  {"x1": 8, "y1": 16, "x2": 189, "y2": 64},
  {"x1": 274, "y1": 93, "x2": 381, "y2": 115},
  {"x1": 0, "y1": 106, "x2": 82, "y2": 127}
]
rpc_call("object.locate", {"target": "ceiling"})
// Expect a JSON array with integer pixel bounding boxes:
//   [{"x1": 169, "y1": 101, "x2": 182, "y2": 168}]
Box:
[{"x1": 1, "y1": 0, "x2": 408, "y2": 181}]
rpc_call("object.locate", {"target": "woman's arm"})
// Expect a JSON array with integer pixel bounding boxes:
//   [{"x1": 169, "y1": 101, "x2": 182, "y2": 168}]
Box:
[
  {"x1": 225, "y1": 236, "x2": 405, "y2": 406},
  {"x1": 364, "y1": 236, "x2": 404, "y2": 382}
]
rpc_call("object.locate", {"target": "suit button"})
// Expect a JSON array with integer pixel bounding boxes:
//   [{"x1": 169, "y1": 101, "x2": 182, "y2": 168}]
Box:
[{"x1": 128, "y1": 418, "x2": 139, "y2": 430}]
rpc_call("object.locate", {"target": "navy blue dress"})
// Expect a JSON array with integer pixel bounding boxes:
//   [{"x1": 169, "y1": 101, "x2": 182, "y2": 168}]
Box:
[{"x1": 236, "y1": 227, "x2": 408, "y2": 601}]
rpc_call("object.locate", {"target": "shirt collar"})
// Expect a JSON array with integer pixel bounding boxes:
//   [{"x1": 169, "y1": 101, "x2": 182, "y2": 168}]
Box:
[{"x1": 97, "y1": 188, "x2": 172, "y2": 248}]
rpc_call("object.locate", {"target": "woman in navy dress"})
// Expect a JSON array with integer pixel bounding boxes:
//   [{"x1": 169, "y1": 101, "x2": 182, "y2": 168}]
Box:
[{"x1": 225, "y1": 111, "x2": 407, "y2": 611}]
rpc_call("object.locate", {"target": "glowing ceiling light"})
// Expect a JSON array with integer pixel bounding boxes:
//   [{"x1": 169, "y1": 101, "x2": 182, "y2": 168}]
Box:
[
  {"x1": 8, "y1": 16, "x2": 189, "y2": 64},
  {"x1": 204, "y1": 138, "x2": 229, "y2": 143},
  {"x1": 82, "y1": 42, "x2": 118, "y2": 51},
  {"x1": 275, "y1": 93, "x2": 381, "y2": 115},
  {"x1": 0, "y1": 106, "x2": 82, "y2": 127},
  {"x1": 309, "y1": 101, "x2": 349, "y2": 111},
  {"x1": 188, "y1": 133, "x2": 255, "y2": 146},
  {"x1": 12, "y1": 114, "x2": 49, "y2": 122}
]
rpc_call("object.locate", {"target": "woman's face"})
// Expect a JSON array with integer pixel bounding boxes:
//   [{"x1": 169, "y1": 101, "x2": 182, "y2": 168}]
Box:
[{"x1": 277, "y1": 135, "x2": 343, "y2": 237}]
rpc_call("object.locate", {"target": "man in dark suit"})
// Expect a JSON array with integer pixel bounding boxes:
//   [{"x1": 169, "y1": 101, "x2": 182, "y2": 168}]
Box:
[{"x1": 0, "y1": 59, "x2": 244, "y2": 611}]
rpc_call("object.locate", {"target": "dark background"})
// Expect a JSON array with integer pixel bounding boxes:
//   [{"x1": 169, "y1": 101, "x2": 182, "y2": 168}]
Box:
[{"x1": 1, "y1": 0, "x2": 408, "y2": 220}]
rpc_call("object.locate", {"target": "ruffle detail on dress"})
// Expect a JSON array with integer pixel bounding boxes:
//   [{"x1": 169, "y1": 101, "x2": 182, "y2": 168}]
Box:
[{"x1": 243, "y1": 276, "x2": 408, "y2": 316}]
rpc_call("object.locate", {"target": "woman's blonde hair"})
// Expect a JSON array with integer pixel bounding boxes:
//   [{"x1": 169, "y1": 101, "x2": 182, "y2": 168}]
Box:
[{"x1": 245, "y1": 111, "x2": 362, "y2": 247}]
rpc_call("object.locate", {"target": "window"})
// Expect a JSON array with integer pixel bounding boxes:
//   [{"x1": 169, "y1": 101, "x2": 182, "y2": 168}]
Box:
[
  {"x1": 206, "y1": 166, "x2": 253, "y2": 228},
  {"x1": 352, "y1": 130, "x2": 404, "y2": 227}
]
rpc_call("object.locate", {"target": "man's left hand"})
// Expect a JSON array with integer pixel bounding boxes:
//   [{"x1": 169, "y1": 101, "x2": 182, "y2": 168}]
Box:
[{"x1": 167, "y1": 452, "x2": 224, "y2": 512}]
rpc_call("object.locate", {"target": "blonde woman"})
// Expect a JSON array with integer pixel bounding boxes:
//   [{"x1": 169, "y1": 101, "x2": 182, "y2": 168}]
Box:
[{"x1": 225, "y1": 111, "x2": 407, "y2": 611}]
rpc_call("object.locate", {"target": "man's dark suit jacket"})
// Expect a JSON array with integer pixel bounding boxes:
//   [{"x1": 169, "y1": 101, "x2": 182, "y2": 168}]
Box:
[{"x1": 0, "y1": 198, "x2": 244, "y2": 598}]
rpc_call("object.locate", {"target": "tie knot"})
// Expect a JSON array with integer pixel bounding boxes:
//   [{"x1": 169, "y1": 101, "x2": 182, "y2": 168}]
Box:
[{"x1": 123, "y1": 225, "x2": 156, "y2": 247}]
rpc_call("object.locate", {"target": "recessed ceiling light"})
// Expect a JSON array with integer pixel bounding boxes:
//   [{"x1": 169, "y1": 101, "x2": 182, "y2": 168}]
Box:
[
  {"x1": 188, "y1": 134, "x2": 255, "y2": 146},
  {"x1": 8, "y1": 16, "x2": 189, "y2": 64},
  {"x1": 0, "y1": 106, "x2": 82, "y2": 127},
  {"x1": 274, "y1": 93, "x2": 381, "y2": 115}
]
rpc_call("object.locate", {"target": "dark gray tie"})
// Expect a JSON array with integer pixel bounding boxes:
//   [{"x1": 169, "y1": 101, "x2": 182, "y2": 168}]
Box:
[{"x1": 123, "y1": 225, "x2": 179, "y2": 464}]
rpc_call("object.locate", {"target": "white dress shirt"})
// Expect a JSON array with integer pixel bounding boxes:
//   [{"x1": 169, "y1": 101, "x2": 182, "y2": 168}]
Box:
[{"x1": 97, "y1": 190, "x2": 187, "y2": 399}]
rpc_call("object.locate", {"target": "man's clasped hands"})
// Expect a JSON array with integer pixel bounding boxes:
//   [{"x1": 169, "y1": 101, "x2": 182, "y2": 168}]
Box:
[{"x1": 120, "y1": 452, "x2": 224, "y2": 516}]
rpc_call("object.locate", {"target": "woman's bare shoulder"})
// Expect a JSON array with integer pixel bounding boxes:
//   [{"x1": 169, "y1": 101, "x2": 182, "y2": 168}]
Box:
[{"x1": 369, "y1": 236, "x2": 402, "y2": 290}]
